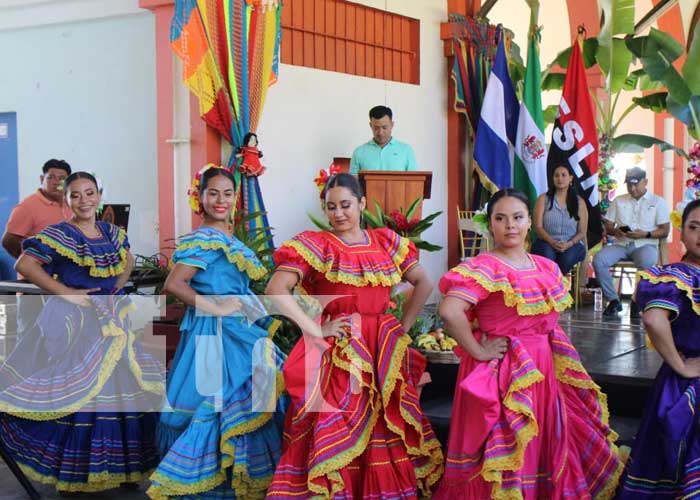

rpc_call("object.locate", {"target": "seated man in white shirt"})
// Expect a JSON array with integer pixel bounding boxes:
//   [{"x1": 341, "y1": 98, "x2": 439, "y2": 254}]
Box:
[{"x1": 593, "y1": 167, "x2": 670, "y2": 318}]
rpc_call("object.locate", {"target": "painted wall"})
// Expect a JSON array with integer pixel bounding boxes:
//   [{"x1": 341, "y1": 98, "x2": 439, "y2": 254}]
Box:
[
  {"x1": 257, "y1": 0, "x2": 449, "y2": 288},
  {"x1": 0, "y1": 10, "x2": 159, "y2": 257}
]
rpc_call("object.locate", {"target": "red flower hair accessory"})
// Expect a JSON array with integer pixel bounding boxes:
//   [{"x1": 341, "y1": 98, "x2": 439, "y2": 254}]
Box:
[
  {"x1": 188, "y1": 163, "x2": 230, "y2": 214},
  {"x1": 313, "y1": 162, "x2": 341, "y2": 201}
]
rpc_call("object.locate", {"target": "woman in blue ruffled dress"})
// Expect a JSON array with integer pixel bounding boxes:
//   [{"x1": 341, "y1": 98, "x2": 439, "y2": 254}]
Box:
[
  {"x1": 147, "y1": 165, "x2": 286, "y2": 500},
  {"x1": 0, "y1": 171, "x2": 165, "y2": 493}
]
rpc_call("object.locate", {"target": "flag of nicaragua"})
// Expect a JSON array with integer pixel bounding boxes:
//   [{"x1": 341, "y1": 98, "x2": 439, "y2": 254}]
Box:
[
  {"x1": 473, "y1": 33, "x2": 519, "y2": 193},
  {"x1": 514, "y1": 34, "x2": 548, "y2": 210}
]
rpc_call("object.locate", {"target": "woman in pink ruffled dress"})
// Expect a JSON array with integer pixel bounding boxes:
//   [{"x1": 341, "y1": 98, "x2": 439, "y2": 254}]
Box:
[{"x1": 434, "y1": 188, "x2": 622, "y2": 499}]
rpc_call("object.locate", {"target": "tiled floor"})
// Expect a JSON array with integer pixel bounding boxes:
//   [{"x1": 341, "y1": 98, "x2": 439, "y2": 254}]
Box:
[{"x1": 1, "y1": 302, "x2": 657, "y2": 499}]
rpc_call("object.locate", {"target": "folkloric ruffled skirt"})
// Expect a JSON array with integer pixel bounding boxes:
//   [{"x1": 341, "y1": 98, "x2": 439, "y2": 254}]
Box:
[
  {"x1": 0, "y1": 295, "x2": 165, "y2": 492},
  {"x1": 266, "y1": 313, "x2": 444, "y2": 500}
]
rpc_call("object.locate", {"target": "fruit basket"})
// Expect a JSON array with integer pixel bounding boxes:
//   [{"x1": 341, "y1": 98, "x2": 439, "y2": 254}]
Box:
[
  {"x1": 419, "y1": 349, "x2": 460, "y2": 364},
  {"x1": 414, "y1": 328, "x2": 460, "y2": 364}
]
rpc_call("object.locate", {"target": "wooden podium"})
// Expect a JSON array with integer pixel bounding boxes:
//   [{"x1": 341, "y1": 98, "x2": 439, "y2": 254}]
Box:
[{"x1": 358, "y1": 171, "x2": 432, "y2": 218}]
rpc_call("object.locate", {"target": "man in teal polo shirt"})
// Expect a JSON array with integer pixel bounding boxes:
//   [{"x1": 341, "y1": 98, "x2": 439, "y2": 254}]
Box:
[{"x1": 349, "y1": 105, "x2": 418, "y2": 174}]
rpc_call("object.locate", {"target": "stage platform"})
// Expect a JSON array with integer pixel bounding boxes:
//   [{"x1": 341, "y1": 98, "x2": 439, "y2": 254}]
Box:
[{"x1": 561, "y1": 302, "x2": 661, "y2": 386}]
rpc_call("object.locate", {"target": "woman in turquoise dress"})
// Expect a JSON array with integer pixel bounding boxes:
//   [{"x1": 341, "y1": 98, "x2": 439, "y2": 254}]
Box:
[
  {"x1": 147, "y1": 165, "x2": 286, "y2": 500},
  {"x1": 0, "y1": 171, "x2": 165, "y2": 493}
]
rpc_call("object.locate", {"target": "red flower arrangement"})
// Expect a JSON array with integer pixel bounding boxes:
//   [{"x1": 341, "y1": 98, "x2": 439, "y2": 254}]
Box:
[
  {"x1": 364, "y1": 198, "x2": 443, "y2": 252},
  {"x1": 388, "y1": 210, "x2": 421, "y2": 233}
]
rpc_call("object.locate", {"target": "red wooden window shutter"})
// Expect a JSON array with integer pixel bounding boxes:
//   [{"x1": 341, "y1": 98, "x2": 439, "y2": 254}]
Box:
[{"x1": 280, "y1": 0, "x2": 420, "y2": 85}]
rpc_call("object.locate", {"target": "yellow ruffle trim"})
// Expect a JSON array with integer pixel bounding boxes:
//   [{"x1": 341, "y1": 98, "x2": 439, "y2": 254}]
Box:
[
  {"x1": 147, "y1": 380, "x2": 283, "y2": 500},
  {"x1": 638, "y1": 269, "x2": 700, "y2": 315},
  {"x1": 34, "y1": 230, "x2": 128, "y2": 278},
  {"x1": 121, "y1": 300, "x2": 166, "y2": 396},
  {"x1": 553, "y1": 353, "x2": 623, "y2": 500},
  {"x1": 482, "y1": 368, "x2": 545, "y2": 500},
  {"x1": 306, "y1": 321, "x2": 444, "y2": 497},
  {"x1": 19, "y1": 463, "x2": 153, "y2": 493},
  {"x1": 332, "y1": 335, "x2": 376, "y2": 389},
  {"x1": 147, "y1": 473, "x2": 225, "y2": 500},
  {"x1": 0, "y1": 304, "x2": 164, "y2": 420},
  {"x1": 147, "y1": 325, "x2": 285, "y2": 500},
  {"x1": 307, "y1": 342, "x2": 382, "y2": 498},
  {"x1": 176, "y1": 240, "x2": 268, "y2": 281},
  {"x1": 453, "y1": 266, "x2": 573, "y2": 316},
  {"x1": 553, "y1": 354, "x2": 612, "y2": 431},
  {"x1": 266, "y1": 317, "x2": 282, "y2": 338},
  {"x1": 380, "y1": 332, "x2": 445, "y2": 495},
  {"x1": 283, "y1": 232, "x2": 411, "y2": 287}
]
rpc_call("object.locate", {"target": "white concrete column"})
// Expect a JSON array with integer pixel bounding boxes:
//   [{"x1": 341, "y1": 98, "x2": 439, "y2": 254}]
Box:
[
  {"x1": 171, "y1": 55, "x2": 192, "y2": 239},
  {"x1": 663, "y1": 117, "x2": 675, "y2": 241}
]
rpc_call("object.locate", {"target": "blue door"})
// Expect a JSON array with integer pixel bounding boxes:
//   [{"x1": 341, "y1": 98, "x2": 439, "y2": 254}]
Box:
[{"x1": 0, "y1": 112, "x2": 19, "y2": 280}]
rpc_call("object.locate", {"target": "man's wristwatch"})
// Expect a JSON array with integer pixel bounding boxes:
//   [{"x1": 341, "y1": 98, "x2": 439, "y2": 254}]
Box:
[{"x1": 646, "y1": 231, "x2": 652, "y2": 238}]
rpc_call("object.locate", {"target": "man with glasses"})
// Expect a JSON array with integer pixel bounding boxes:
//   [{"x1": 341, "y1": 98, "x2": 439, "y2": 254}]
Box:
[
  {"x1": 2, "y1": 159, "x2": 72, "y2": 258},
  {"x1": 2, "y1": 159, "x2": 72, "y2": 338}
]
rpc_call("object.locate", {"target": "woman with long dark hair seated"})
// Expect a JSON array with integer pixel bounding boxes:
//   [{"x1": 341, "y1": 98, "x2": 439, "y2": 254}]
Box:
[{"x1": 532, "y1": 164, "x2": 588, "y2": 274}]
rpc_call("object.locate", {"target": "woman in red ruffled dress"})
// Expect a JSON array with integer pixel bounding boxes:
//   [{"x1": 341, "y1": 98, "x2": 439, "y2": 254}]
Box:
[
  {"x1": 265, "y1": 173, "x2": 443, "y2": 499},
  {"x1": 434, "y1": 188, "x2": 621, "y2": 499}
]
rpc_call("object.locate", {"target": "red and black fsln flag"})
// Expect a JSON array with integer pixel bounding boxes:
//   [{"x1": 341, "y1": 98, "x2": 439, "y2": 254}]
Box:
[{"x1": 546, "y1": 41, "x2": 603, "y2": 248}]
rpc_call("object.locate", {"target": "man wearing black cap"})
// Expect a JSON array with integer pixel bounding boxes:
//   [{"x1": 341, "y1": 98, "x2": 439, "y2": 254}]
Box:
[{"x1": 593, "y1": 167, "x2": 670, "y2": 318}]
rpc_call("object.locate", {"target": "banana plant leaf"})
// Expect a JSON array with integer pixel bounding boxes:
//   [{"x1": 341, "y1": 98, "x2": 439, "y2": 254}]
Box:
[
  {"x1": 625, "y1": 28, "x2": 684, "y2": 82},
  {"x1": 542, "y1": 73, "x2": 565, "y2": 91},
  {"x1": 612, "y1": 133, "x2": 688, "y2": 158},
  {"x1": 623, "y1": 69, "x2": 664, "y2": 92},
  {"x1": 597, "y1": 0, "x2": 635, "y2": 93},
  {"x1": 598, "y1": 39, "x2": 634, "y2": 94},
  {"x1": 545, "y1": 0, "x2": 633, "y2": 94},
  {"x1": 542, "y1": 104, "x2": 559, "y2": 127},
  {"x1": 632, "y1": 92, "x2": 669, "y2": 113},
  {"x1": 547, "y1": 38, "x2": 599, "y2": 70},
  {"x1": 599, "y1": 0, "x2": 635, "y2": 37},
  {"x1": 667, "y1": 95, "x2": 700, "y2": 139},
  {"x1": 626, "y1": 25, "x2": 700, "y2": 138},
  {"x1": 684, "y1": 24, "x2": 700, "y2": 95}
]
